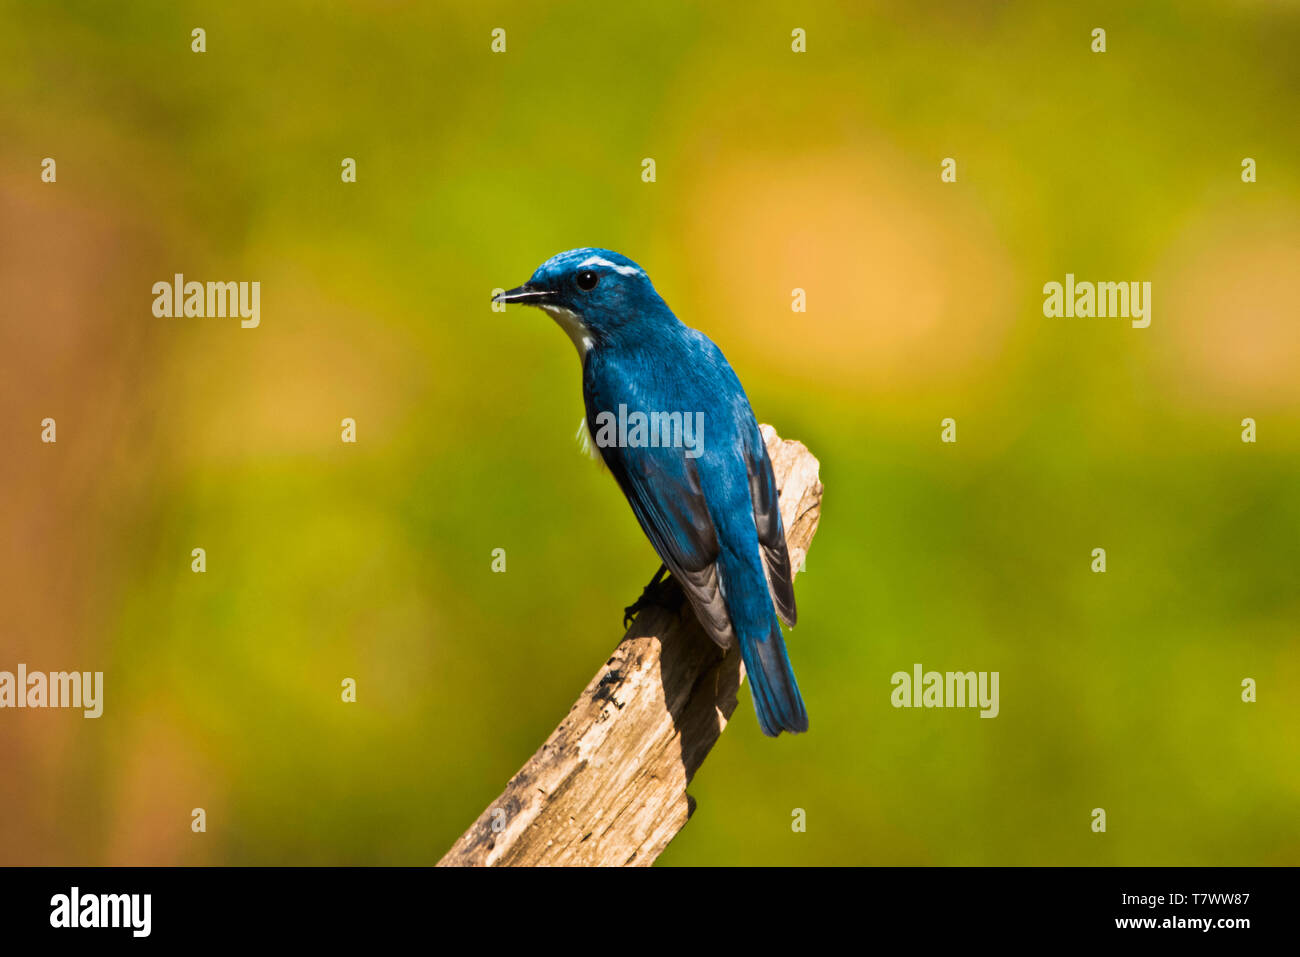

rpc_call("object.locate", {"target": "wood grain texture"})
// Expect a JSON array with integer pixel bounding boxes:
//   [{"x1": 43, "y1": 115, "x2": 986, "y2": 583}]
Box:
[{"x1": 438, "y1": 424, "x2": 823, "y2": 867}]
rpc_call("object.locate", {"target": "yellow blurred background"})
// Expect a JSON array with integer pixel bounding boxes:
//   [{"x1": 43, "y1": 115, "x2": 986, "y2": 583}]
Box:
[{"x1": 1, "y1": 0, "x2": 1297, "y2": 865}]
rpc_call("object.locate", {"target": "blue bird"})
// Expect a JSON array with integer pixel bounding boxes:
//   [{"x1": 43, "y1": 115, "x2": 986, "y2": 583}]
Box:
[{"x1": 495, "y1": 248, "x2": 808, "y2": 736}]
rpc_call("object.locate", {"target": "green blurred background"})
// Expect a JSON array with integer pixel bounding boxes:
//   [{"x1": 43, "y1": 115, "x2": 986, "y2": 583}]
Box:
[{"x1": 2, "y1": 0, "x2": 1297, "y2": 865}]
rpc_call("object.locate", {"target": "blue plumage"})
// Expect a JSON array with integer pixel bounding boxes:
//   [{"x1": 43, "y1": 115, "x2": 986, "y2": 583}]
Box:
[{"x1": 496, "y1": 248, "x2": 808, "y2": 736}]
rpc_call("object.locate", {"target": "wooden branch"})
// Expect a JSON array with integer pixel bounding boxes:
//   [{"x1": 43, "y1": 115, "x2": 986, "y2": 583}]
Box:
[{"x1": 438, "y1": 425, "x2": 824, "y2": 867}]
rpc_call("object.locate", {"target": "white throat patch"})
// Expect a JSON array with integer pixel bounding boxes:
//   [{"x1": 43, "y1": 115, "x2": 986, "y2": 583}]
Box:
[{"x1": 543, "y1": 304, "x2": 593, "y2": 358}]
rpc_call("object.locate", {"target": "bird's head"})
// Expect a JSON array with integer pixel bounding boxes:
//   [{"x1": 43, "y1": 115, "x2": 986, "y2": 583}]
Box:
[{"x1": 494, "y1": 248, "x2": 670, "y2": 356}]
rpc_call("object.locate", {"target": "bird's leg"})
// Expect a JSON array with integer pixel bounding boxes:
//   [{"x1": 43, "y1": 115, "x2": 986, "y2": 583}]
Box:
[{"x1": 623, "y1": 563, "x2": 678, "y2": 628}]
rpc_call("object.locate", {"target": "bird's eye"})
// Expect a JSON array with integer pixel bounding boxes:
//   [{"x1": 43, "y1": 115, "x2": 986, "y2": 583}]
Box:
[{"x1": 576, "y1": 270, "x2": 599, "y2": 291}]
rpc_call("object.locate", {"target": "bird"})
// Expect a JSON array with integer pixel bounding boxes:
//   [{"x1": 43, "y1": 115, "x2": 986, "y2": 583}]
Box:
[{"x1": 494, "y1": 248, "x2": 808, "y2": 736}]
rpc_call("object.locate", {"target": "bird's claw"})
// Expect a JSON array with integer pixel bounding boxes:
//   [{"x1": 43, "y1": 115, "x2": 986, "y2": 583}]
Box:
[
  {"x1": 623, "y1": 564, "x2": 674, "y2": 628},
  {"x1": 622, "y1": 604, "x2": 640, "y2": 629}
]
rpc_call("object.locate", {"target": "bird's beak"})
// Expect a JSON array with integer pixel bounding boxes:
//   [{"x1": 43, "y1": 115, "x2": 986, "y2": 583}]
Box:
[{"x1": 494, "y1": 282, "x2": 554, "y2": 306}]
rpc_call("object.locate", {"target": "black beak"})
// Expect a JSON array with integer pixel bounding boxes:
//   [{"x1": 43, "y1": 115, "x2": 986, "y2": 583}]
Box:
[{"x1": 494, "y1": 282, "x2": 554, "y2": 306}]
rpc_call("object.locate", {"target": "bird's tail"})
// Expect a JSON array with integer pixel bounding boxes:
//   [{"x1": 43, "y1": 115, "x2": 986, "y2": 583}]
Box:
[
  {"x1": 714, "y1": 545, "x2": 808, "y2": 737},
  {"x1": 738, "y1": 621, "x2": 808, "y2": 736}
]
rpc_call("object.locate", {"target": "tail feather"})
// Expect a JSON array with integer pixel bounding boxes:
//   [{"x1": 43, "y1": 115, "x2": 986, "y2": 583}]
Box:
[
  {"x1": 739, "y1": 621, "x2": 809, "y2": 736},
  {"x1": 714, "y1": 547, "x2": 808, "y2": 737}
]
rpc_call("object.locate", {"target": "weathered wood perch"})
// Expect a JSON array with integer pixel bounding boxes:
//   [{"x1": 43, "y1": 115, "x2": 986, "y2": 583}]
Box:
[{"x1": 438, "y1": 424, "x2": 823, "y2": 866}]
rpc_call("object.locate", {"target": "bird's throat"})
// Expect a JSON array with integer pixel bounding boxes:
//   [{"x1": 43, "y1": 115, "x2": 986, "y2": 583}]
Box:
[{"x1": 542, "y1": 304, "x2": 594, "y2": 359}]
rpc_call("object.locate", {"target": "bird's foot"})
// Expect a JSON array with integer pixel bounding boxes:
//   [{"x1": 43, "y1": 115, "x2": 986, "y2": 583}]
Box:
[{"x1": 622, "y1": 564, "x2": 680, "y2": 628}]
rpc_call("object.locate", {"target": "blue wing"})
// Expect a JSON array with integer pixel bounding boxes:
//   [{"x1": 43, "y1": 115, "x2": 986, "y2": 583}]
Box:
[
  {"x1": 582, "y1": 336, "x2": 807, "y2": 735},
  {"x1": 581, "y1": 347, "x2": 797, "y2": 644},
  {"x1": 744, "y1": 426, "x2": 797, "y2": 627},
  {"x1": 595, "y1": 431, "x2": 738, "y2": 649}
]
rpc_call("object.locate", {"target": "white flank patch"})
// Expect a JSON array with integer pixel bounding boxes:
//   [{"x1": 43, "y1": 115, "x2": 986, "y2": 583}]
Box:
[{"x1": 576, "y1": 416, "x2": 605, "y2": 467}]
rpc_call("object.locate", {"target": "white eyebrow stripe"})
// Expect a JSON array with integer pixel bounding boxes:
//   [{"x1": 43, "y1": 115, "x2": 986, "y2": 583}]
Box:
[{"x1": 578, "y1": 255, "x2": 643, "y2": 276}]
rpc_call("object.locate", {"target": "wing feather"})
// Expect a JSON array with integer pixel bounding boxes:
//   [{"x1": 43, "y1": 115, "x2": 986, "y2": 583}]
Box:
[
  {"x1": 746, "y1": 432, "x2": 797, "y2": 627},
  {"x1": 600, "y1": 442, "x2": 737, "y2": 649}
]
